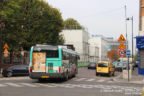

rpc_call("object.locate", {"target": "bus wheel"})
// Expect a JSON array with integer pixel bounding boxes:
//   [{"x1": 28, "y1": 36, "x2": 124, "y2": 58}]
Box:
[
  {"x1": 64, "y1": 72, "x2": 69, "y2": 81},
  {"x1": 73, "y1": 69, "x2": 77, "y2": 77}
]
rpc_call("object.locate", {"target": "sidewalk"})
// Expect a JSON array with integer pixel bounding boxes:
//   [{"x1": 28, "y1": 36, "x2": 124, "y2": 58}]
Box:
[{"x1": 113, "y1": 68, "x2": 144, "y2": 84}]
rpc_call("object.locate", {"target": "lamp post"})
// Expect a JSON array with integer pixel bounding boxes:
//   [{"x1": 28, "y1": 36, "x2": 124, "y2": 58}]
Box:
[{"x1": 126, "y1": 16, "x2": 134, "y2": 67}]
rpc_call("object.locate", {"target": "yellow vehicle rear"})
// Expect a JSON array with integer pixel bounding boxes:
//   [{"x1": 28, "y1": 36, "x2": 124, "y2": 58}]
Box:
[{"x1": 96, "y1": 61, "x2": 115, "y2": 76}]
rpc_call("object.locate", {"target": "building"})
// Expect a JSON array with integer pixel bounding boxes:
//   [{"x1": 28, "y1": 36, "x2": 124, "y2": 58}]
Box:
[
  {"x1": 136, "y1": 0, "x2": 144, "y2": 75},
  {"x1": 88, "y1": 45, "x2": 99, "y2": 62},
  {"x1": 89, "y1": 35, "x2": 108, "y2": 61},
  {"x1": 61, "y1": 29, "x2": 89, "y2": 62}
]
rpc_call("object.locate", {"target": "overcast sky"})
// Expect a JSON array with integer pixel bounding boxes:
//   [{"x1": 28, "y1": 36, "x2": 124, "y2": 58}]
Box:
[{"x1": 45, "y1": 0, "x2": 139, "y2": 52}]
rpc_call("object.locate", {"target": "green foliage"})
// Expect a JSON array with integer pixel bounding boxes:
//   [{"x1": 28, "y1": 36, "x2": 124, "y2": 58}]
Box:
[
  {"x1": 64, "y1": 18, "x2": 82, "y2": 29},
  {"x1": 0, "y1": 0, "x2": 64, "y2": 51}
]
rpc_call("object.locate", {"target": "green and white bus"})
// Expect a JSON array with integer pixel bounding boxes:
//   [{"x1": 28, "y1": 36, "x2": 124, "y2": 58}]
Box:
[{"x1": 29, "y1": 44, "x2": 79, "y2": 81}]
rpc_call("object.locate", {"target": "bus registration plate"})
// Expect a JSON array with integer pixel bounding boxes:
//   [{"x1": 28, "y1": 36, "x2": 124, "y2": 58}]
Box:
[{"x1": 41, "y1": 76, "x2": 49, "y2": 78}]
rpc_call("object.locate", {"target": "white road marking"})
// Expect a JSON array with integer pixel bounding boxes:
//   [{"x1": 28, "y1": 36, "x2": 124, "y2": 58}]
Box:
[
  {"x1": 74, "y1": 78, "x2": 86, "y2": 81},
  {"x1": 5, "y1": 83, "x2": 22, "y2": 87},
  {"x1": 0, "y1": 84, "x2": 7, "y2": 87},
  {"x1": 96, "y1": 79, "x2": 105, "y2": 82},
  {"x1": 0, "y1": 77, "x2": 29, "y2": 81},
  {"x1": 85, "y1": 78, "x2": 95, "y2": 82},
  {"x1": 20, "y1": 83, "x2": 37, "y2": 87},
  {"x1": 0, "y1": 82, "x2": 143, "y2": 95}
]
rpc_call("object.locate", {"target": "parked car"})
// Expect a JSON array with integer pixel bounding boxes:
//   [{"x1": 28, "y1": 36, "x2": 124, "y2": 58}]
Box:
[
  {"x1": 2, "y1": 64, "x2": 29, "y2": 77},
  {"x1": 88, "y1": 62, "x2": 97, "y2": 69},
  {"x1": 112, "y1": 61, "x2": 126, "y2": 72},
  {"x1": 134, "y1": 60, "x2": 138, "y2": 67},
  {"x1": 96, "y1": 61, "x2": 115, "y2": 76}
]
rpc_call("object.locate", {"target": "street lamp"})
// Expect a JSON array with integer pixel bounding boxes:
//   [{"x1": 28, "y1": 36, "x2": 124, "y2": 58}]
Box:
[{"x1": 126, "y1": 16, "x2": 134, "y2": 67}]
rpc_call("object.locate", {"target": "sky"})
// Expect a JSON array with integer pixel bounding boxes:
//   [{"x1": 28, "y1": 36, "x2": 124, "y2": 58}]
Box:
[{"x1": 45, "y1": 0, "x2": 139, "y2": 53}]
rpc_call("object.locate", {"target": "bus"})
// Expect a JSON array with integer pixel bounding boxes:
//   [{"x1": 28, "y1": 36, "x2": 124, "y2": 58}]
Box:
[{"x1": 29, "y1": 44, "x2": 79, "y2": 81}]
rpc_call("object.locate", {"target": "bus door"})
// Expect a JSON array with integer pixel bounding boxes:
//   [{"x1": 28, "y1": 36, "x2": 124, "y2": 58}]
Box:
[{"x1": 32, "y1": 52, "x2": 46, "y2": 72}]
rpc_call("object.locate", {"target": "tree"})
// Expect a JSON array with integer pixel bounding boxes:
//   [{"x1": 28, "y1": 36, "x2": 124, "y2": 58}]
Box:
[
  {"x1": 63, "y1": 18, "x2": 82, "y2": 29},
  {"x1": 0, "y1": 0, "x2": 64, "y2": 64},
  {"x1": 107, "y1": 49, "x2": 120, "y2": 61}
]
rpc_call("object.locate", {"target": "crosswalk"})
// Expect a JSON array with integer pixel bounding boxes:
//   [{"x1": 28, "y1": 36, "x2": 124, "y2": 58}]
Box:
[
  {"x1": 0, "y1": 77, "x2": 116, "y2": 83},
  {"x1": 0, "y1": 82, "x2": 142, "y2": 95},
  {"x1": 0, "y1": 77, "x2": 29, "y2": 81},
  {"x1": 72, "y1": 77, "x2": 115, "y2": 83},
  {"x1": 0, "y1": 82, "x2": 143, "y2": 96}
]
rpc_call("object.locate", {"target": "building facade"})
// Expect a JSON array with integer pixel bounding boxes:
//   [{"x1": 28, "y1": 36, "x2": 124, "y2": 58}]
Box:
[
  {"x1": 61, "y1": 29, "x2": 89, "y2": 62},
  {"x1": 89, "y1": 35, "x2": 108, "y2": 61},
  {"x1": 136, "y1": 0, "x2": 144, "y2": 75}
]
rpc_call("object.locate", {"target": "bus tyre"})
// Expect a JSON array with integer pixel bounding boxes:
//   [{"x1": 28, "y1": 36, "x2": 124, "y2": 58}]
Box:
[
  {"x1": 64, "y1": 72, "x2": 69, "y2": 81},
  {"x1": 73, "y1": 69, "x2": 77, "y2": 77}
]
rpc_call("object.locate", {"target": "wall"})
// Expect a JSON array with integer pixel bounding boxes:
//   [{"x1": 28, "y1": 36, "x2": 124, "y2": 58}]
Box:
[{"x1": 61, "y1": 30, "x2": 89, "y2": 62}]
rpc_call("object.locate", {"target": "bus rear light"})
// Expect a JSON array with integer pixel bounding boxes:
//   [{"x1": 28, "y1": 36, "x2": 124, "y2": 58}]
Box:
[
  {"x1": 59, "y1": 67, "x2": 61, "y2": 72},
  {"x1": 30, "y1": 66, "x2": 32, "y2": 73}
]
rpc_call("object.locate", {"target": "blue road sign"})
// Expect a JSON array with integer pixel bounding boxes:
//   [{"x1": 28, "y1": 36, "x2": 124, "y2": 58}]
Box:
[{"x1": 126, "y1": 50, "x2": 130, "y2": 56}]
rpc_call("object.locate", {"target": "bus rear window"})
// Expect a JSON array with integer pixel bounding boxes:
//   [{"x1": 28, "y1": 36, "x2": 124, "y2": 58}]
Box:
[
  {"x1": 46, "y1": 50, "x2": 59, "y2": 58},
  {"x1": 98, "y1": 63, "x2": 108, "y2": 67}
]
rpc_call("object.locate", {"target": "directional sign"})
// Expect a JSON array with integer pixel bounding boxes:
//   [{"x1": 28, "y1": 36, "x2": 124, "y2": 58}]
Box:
[
  {"x1": 118, "y1": 42, "x2": 126, "y2": 49},
  {"x1": 118, "y1": 34, "x2": 126, "y2": 42},
  {"x1": 126, "y1": 50, "x2": 131, "y2": 56},
  {"x1": 3, "y1": 43, "x2": 8, "y2": 49},
  {"x1": 119, "y1": 49, "x2": 126, "y2": 57}
]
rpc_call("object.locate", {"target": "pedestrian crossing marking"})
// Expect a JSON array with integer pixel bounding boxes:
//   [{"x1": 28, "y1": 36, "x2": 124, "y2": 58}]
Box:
[
  {"x1": 74, "y1": 78, "x2": 86, "y2": 81},
  {"x1": 5, "y1": 83, "x2": 22, "y2": 87},
  {"x1": 85, "y1": 79, "x2": 95, "y2": 82},
  {"x1": 20, "y1": 83, "x2": 37, "y2": 87},
  {"x1": 0, "y1": 84, "x2": 7, "y2": 87},
  {"x1": 0, "y1": 82, "x2": 142, "y2": 95}
]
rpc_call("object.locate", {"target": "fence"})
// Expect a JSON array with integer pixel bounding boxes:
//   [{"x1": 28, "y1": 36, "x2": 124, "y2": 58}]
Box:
[{"x1": 78, "y1": 62, "x2": 88, "y2": 67}]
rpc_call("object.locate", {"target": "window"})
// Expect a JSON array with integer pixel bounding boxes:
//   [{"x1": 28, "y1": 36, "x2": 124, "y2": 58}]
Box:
[
  {"x1": 98, "y1": 63, "x2": 108, "y2": 67},
  {"x1": 46, "y1": 50, "x2": 59, "y2": 58},
  {"x1": 33, "y1": 50, "x2": 59, "y2": 58},
  {"x1": 62, "y1": 51, "x2": 69, "y2": 60}
]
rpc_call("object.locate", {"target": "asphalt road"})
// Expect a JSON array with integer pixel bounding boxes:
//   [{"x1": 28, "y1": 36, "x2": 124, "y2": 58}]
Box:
[{"x1": 0, "y1": 67, "x2": 143, "y2": 96}]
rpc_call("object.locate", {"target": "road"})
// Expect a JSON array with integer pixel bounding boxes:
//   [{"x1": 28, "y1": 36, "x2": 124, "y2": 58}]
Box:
[{"x1": 0, "y1": 67, "x2": 143, "y2": 96}]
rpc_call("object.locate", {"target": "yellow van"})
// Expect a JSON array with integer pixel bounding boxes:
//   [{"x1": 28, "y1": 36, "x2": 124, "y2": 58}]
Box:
[{"x1": 96, "y1": 61, "x2": 115, "y2": 76}]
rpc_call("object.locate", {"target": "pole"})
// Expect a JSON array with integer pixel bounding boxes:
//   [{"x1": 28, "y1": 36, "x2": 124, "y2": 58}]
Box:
[
  {"x1": 132, "y1": 16, "x2": 134, "y2": 68},
  {"x1": 128, "y1": 56, "x2": 130, "y2": 82},
  {"x1": 0, "y1": 26, "x2": 2, "y2": 73},
  {"x1": 125, "y1": 5, "x2": 129, "y2": 82}
]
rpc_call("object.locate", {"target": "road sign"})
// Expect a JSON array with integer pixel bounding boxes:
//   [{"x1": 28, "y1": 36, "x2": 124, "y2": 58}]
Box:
[
  {"x1": 126, "y1": 50, "x2": 131, "y2": 56},
  {"x1": 4, "y1": 53, "x2": 8, "y2": 57},
  {"x1": 3, "y1": 43, "x2": 8, "y2": 49},
  {"x1": 118, "y1": 42, "x2": 126, "y2": 49},
  {"x1": 118, "y1": 34, "x2": 126, "y2": 42},
  {"x1": 3, "y1": 49, "x2": 8, "y2": 54},
  {"x1": 119, "y1": 49, "x2": 126, "y2": 57}
]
